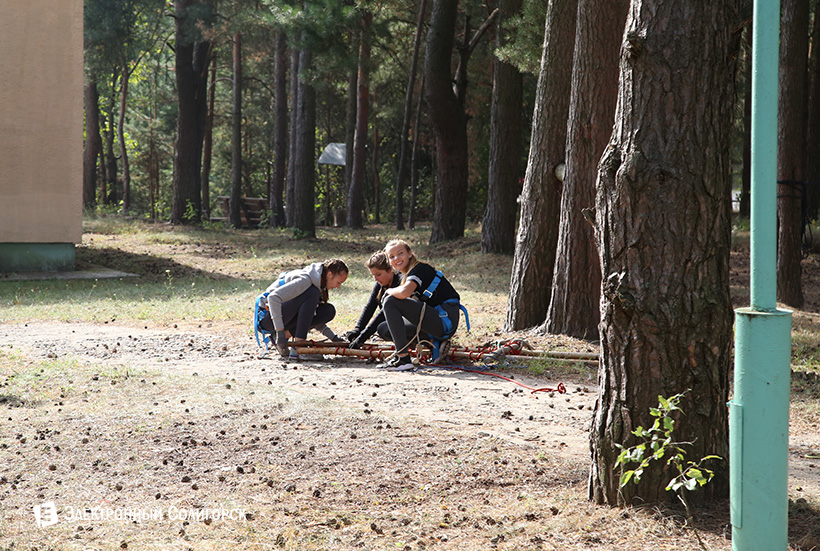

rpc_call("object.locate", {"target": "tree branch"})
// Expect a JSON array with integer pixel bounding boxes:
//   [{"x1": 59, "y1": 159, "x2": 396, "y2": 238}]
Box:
[{"x1": 467, "y1": 8, "x2": 498, "y2": 55}]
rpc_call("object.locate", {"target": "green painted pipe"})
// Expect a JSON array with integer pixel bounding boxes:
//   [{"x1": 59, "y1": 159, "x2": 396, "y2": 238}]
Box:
[
  {"x1": 730, "y1": 0, "x2": 792, "y2": 549},
  {"x1": 748, "y1": 0, "x2": 779, "y2": 313},
  {"x1": 731, "y1": 310, "x2": 791, "y2": 550}
]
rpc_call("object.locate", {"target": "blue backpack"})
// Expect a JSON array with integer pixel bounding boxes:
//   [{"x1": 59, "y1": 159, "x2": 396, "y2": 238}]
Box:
[{"x1": 254, "y1": 272, "x2": 287, "y2": 357}]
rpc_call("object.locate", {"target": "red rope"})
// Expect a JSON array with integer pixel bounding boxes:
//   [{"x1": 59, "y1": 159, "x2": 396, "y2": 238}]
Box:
[
  {"x1": 294, "y1": 339, "x2": 567, "y2": 395},
  {"x1": 419, "y1": 362, "x2": 567, "y2": 395}
]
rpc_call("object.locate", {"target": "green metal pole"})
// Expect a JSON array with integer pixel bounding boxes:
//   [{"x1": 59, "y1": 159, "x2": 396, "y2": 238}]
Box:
[{"x1": 729, "y1": 0, "x2": 792, "y2": 548}]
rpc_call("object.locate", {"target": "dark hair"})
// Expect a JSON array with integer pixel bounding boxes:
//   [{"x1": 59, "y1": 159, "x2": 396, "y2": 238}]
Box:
[
  {"x1": 366, "y1": 252, "x2": 391, "y2": 272},
  {"x1": 320, "y1": 258, "x2": 348, "y2": 302}
]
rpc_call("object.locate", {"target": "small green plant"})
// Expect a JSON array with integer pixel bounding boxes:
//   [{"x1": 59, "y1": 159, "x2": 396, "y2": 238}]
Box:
[
  {"x1": 184, "y1": 200, "x2": 199, "y2": 223},
  {"x1": 292, "y1": 227, "x2": 313, "y2": 239},
  {"x1": 615, "y1": 391, "x2": 721, "y2": 547}
]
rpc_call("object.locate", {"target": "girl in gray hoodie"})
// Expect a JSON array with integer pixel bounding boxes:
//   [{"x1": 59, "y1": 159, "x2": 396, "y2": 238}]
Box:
[{"x1": 258, "y1": 258, "x2": 348, "y2": 358}]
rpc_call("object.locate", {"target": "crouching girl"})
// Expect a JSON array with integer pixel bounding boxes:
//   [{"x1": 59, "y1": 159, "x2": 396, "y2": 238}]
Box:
[
  {"x1": 258, "y1": 258, "x2": 348, "y2": 359},
  {"x1": 379, "y1": 240, "x2": 464, "y2": 370},
  {"x1": 345, "y1": 252, "x2": 401, "y2": 349}
]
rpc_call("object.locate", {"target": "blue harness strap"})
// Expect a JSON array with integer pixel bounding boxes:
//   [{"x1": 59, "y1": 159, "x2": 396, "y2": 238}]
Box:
[
  {"x1": 422, "y1": 270, "x2": 445, "y2": 299},
  {"x1": 423, "y1": 271, "x2": 470, "y2": 340},
  {"x1": 254, "y1": 292, "x2": 271, "y2": 356},
  {"x1": 435, "y1": 299, "x2": 470, "y2": 339},
  {"x1": 430, "y1": 299, "x2": 471, "y2": 362},
  {"x1": 254, "y1": 272, "x2": 289, "y2": 357}
]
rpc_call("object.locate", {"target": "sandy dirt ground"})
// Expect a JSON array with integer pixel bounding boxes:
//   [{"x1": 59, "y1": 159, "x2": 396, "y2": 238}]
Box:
[{"x1": 1, "y1": 320, "x2": 819, "y2": 550}]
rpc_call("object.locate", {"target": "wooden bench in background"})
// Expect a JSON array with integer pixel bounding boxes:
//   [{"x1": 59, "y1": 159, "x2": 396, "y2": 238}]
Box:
[{"x1": 210, "y1": 196, "x2": 268, "y2": 228}]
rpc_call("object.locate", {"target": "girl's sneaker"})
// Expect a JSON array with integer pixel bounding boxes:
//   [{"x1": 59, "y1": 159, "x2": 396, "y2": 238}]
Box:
[
  {"x1": 378, "y1": 354, "x2": 414, "y2": 371},
  {"x1": 289, "y1": 349, "x2": 324, "y2": 361}
]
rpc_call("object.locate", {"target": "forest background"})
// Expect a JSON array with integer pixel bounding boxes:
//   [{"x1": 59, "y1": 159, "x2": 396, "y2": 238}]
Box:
[{"x1": 80, "y1": 0, "x2": 820, "y2": 508}]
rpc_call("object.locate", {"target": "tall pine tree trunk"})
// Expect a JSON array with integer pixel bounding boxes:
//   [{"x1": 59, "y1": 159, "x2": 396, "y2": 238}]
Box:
[
  {"x1": 347, "y1": 11, "x2": 371, "y2": 229},
  {"x1": 103, "y1": 74, "x2": 118, "y2": 206},
  {"x1": 545, "y1": 0, "x2": 627, "y2": 339},
  {"x1": 270, "y1": 31, "x2": 287, "y2": 227},
  {"x1": 202, "y1": 51, "x2": 216, "y2": 221},
  {"x1": 805, "y1": 0, "x2": 820, "y2": 219},
  {"x1": 230, "y1": 32, "x2": 243, "y2": 228},
  {"x1": 286, "y1": 47, "x2": 300, "y2": 227},
  {"x1": 505, "y1": 0, "x2": 577, "y2": 330},
  {"x1": 292, "y1": 46, "x2": 316, "y2": 237},
  {"x1": 425, "y1": 0, "x2": 469, "y2": 243},
  {"x1": 171, "y1": 0, "x2": 212, "y2": 224},
  {"x1": 481, "y1": 0, "x2": 524, "y2": 255},
  {"x1": 740, "y1": 24, "x2": 752, "y2": 218},
  {"x1": 776, "y1": 0, "x2": 809, "y2": 308},
  {"x1": 83, "y1": 80, "x2": 102, "y2": 208},
  {"x1": 396, "y1": 0, "x2": 428, "y2": 230},
  {"x1": 409, "y1": 77, "x2": 425, "y2": 229},
  {"x1": 373, "y1": 118, "x2": 381, "y2": 223},
  {"x1": 118, "y1": 59, "x2": 132, "y2": 214},
  {"x1": 345, "y1": 66, "x2": 357, "y2": 202},
  {"x1": 590, "y1": 0, "x2": 738, "y2": 505}
]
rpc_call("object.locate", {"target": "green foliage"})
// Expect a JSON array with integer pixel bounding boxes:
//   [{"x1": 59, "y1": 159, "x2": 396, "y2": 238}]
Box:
[
  {"x1": 616, "y1": 392, "x2": 722, "y2": 519},
  {"x1": 184, "y1": 200, "x2": 199, "y2": 224},
  {"x1": 82, "y1": 0, "x2": 542, "y2": 229},
  {"x1": 494, "y1": 0, "x2": 548, "y2": 75}
]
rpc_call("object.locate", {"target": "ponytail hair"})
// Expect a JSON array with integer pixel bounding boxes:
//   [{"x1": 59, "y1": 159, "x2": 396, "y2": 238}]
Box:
[{"x1": 320, "y1": 258, "x2": 348, "y2": 302}]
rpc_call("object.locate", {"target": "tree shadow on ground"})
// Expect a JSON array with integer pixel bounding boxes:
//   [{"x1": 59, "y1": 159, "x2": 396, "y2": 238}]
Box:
[
  {"x1": 789, "y1": 497, "x2": 820, "y2": 550},
  {"x1": 76, "y1": 246, "x2": 238, "y2": 283},
  {"x1": 652, "y1": 498, "x2": 820, "y2": 551},
  {"x1": 636, "y1": 497, "x2": 820, "y2": 550}
]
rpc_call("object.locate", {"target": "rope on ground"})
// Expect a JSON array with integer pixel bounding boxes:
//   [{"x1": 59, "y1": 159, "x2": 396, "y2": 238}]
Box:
[
  {"x1": 420, "y1": 358, "x2": 568, "y2": 395},
  {"x1": 286, "y1": 338, "x2": 592, "y2": 395}
]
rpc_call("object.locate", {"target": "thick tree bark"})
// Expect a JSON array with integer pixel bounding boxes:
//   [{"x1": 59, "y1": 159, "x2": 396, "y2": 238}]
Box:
[
  {"x1": 347, "y1": 11, "x2": 372, "y2": 229},
  {"x1": 83, "y1": 80, "x2": 102, "y2": 208},
  {"x1": 545, "y1": 0, "x2": 627, "y2": 339},
  {"x1": 396, "y1": 0, "x2": 428, "y2": 231},
  {"x1": 590, "y1": 0, "x2": 738, "y2": 505},
  {"x1": 505, "y1": 0, "x2": 577, "y2": 330},
  {"x1": 776, "y1": 0, "x2": 809, "y2": 308},
  {"x1": 286, "y1": 47, "x2": 300, "y2": 227},
  {"x1": 425, "y1": 0, "x2": 469, "y2": 243},
  {"x1": 171, "y1": 0, "x2": 212, "y2": 225},
  {"x1": 230, "y1": 32, "x2": 243, "y2": 229},
  {"x1": 481, "y1": 0, "x2": 524, "y2": 255},
  {"x1": 292, "y1": 46, "x2": 316, "y2": 237},
  {"x1": 270, "y1": 31, "x2": 287, "y2": 228}
]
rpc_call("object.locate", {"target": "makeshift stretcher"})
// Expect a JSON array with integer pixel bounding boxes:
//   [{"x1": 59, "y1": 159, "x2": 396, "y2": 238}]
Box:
[
  {"x1": 288, "y1": 338, "x2": 598, "y2": 365},
  {"x1": 283, "y1": 338, "x2": 590, "y2": 395}
]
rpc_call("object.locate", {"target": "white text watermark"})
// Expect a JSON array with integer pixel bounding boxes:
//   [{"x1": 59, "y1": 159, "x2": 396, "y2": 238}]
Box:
[{"x1": 34, "y1": 501, "x2": 247, "y2": 528}]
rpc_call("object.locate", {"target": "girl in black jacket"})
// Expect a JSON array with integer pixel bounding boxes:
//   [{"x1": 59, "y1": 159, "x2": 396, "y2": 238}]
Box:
[
  {"x1": 345, "y1": 252, "x2": 400, "y2": 349},
  {"x1": 379, "y1": 239, "x2": 463, "y2": 371}
]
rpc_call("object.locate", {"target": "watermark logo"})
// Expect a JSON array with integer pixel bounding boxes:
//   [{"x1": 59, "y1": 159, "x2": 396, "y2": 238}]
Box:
[
  {"x1": 34, "y1": 501, "x2": 59, "y2": 528},
  {"x1": 31, "y1": 501, "x2": 247, "y2": 527}
]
